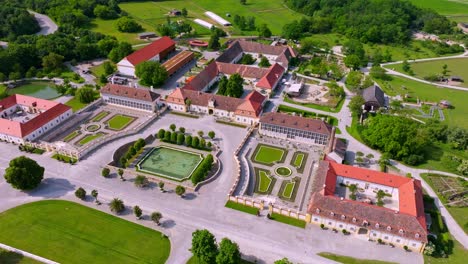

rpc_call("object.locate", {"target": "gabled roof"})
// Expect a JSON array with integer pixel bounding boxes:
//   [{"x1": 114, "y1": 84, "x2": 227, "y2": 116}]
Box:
[
  {"x1": 0, "y1": 94, "x2": 71, "y2": 138},
  {"x1": 256, "y1": 63, "x2": 285, "y2": 89},
  {"x1": 308, "y1": 161, "x2": 427, "y2": 243},
  {"x1": 184, "y1": 62, "x2": 219, "y2": 91},
  {"x1": 124, "y1": 37, "x2": 175, "y2": 66},
  {"x1": 101, "y1": 84, "x2": 160, "y2": 102},
  {"x1": 260, "y1": 112, "x2": 333, "y2": 135},
  {"x1": 216, "y1": 62, "x2": 269, "y2": 79},
  {"x1": 362, "y1": 85, "x2": 385, "y2": 107}
]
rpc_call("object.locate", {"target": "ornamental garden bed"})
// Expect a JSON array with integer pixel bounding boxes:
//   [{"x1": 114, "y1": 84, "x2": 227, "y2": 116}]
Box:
[
  {"x1": 254, "y1": 167, "x2": 276, "y2": 194},
  {"x1": 290, "y1": 151, "x2": 309, "y2": 173},
  {"x1": 105, "y1": 114, "x2": 136, "y2": 131},
  {"x1": 278, "y1": 177, "x2": 301, "y2": 202},
  {"x1": 251, "y1": 144, "x2": 288, "y2": 166}
]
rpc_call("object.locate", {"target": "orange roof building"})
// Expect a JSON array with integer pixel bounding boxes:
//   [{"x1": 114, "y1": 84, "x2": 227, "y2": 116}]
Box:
[
  {"x1": 308, "y1": 161, "x2": 428, "y2": 252},
  {"x1": 0, "y1": 94, "x2": 73, "y2": 144},
  {"x1": 117, "y1": 37, "x2": 176, "y2": 77},
  {"x1": 165, "y1": 88, "x2": 266, "y2": 125}
]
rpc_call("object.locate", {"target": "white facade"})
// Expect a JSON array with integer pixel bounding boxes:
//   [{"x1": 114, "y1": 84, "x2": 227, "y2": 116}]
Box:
[
  {"x1": 259, "y1": 123, "x2": 330, "y2": 145},
  {"x1": 102, "y1": 94, "x2": 158, "y2": 112},
  {"x1": 204, "y1": 11, "x2": 231, "y2": 26},
  {"x1": 117, "y1": 54, "x2": 160, "y2": 77}
]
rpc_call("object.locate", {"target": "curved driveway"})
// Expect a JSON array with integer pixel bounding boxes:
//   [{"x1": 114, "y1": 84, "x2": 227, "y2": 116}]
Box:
[{"x1": 28, "y1": 11, "x2": 58, "y2": 36}]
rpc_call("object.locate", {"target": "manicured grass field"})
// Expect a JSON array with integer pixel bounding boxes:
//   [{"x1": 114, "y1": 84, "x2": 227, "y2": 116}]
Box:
[
  {"x1": 284, "y1": 94, "x2": 345, "y2": 113},
  {"x1": 77, "y1": 132, "x2": 105, "y2": 146},
  {"x1": 91, "y1": 111, "x2": 110, "y2": 122},
  {"x1": 293, "y1": 153, "x2": 304, "y2": 167},
  {"x1": 106, "y1": 114, "x2": 135, "y2": 130},
  {"x1": 318, "y1": 252, "x2": 397, "y2": 264},
  {"x1": 62, "y1": 130, "x2": 80, "y2": 142},
  {"x1": 65, "y1": 92, "x2": 100, "y2": 112},
  {"x1": 252, "y1": 144, "x2": 286, "y2": 165},
  {"x1": 270, "y1": 213, "x2": 306, "y2": 228},
  {"x1": 225, "y1": 201, "x2": 259, "y2": 215},
  {"x1": 90, "y1": 18, "x2": 149, "y2": 45},
  {"x1": 408, "y1": 0, "x2": 468, "y2": 16},
  {"x1": 387, "y1": 58, "x2": 468, "y2": 88},
  {"x1": 282, "y1": 181, "x2": 295, "y2": 198},
  {"x1": 374, "y1": 76, "x2": 468, "y2": 129},
  {"x1": 0, "y1": 249, "x2": 41, "y2": 264},
  {"x1": 0, "y1": 200, "x2": 171, "y2": 264},
  {"x1": 257, "y1": 170, "x2": 273, "y2": 193}
]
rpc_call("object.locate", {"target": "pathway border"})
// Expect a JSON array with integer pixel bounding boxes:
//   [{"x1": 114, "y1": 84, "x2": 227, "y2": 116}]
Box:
[{"x1": 0, "y1": 242, "x2": 59, "y2": 264}]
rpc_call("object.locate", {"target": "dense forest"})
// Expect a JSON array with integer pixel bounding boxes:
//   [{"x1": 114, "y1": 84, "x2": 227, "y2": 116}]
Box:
[
  {"x1": 283, "y1": 0, "x2": 454, "y2": 44},
  {"x1": 0, "y1": 5, "x2": 40, "y2": 39}
]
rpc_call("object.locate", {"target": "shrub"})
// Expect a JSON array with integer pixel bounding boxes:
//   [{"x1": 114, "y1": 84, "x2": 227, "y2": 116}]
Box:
[
  {"x1": 134, "y1": 175, "x2": 149, "y2": 188},
  {"x1": 403, "y1": 245, "x2": 408, "y2": 251},
  {"x1": 191, "y1": 154, "x2": 214, "y2": 185},
  {"x1": 157, "y1": 129, "x2": 165, "y2": 139},
  {"x1": 133, "y1": 205, "x2": 142, "y2": 219},
  {"x1": 320, "y1": 224, "x2": 325, "y2": 229},
  {"x1": 109, "y1": 198, "x2": 125, "y2": 214},
  {"x1": 75, "y1": 187, "x2": 86, "y2": 200},
  {"x1": 170, "y1": 132, "x2": 177, "y2": 143},
  {"x1": 175, "y1": 185, "x2": 186, "y2": 196},
  {"x1": 177, "y1": 133, "x2": 185, "y2": 145},
  {"x1": 151, "y1": 212, "x2": 162, "y2": 225},
  {"x1": 170, "y1": 124, "x2": 176, "y2": 131}
]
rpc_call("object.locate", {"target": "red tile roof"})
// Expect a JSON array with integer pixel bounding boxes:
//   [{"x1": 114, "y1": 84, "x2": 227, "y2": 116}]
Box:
[
  {"x1": 256, "y1": 63, "x2": 285, "y2": 89},
  {"x1": 0, "y1": 94, "x2": 71, "y2": 138},
  {"x1": 184, "y1": 62, "x2": 219, "y2": 91},
  {"x1": 216, "y1": 62, "x2": 269, "y2": 79},
  {"x1": 125, "y1": 37, "x2": 175, "y2": 66},
  {"x1": 308, "y1": 161, "x2": 427, "y2": 242},
  {"x1": 101, "y1": 84, "x2": 160, "y2": 102},
  {"x1": 260, "y1": 112, "x2": 333, "y2": 135}
]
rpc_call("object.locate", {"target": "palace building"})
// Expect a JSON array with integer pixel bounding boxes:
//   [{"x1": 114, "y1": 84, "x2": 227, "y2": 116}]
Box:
[
  {"x1": 308, "y1": 161, "x2": 428, "y2": 252},
  {"x1": 100, "y1": 83, "x2": 161, "y2": 112},
  {"x1": 0, "y1": 94, "x2": 72, "y2": 144}
]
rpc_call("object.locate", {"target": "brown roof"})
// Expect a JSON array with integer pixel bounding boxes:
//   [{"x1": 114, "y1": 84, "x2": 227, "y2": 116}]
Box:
[
  {"x1": 101, "y1": 84, "x2": 160, "y2": 102},
  {"x1": 125, "y1": 37, "x2": 175, "y2": 66},
  {"x1": 216, "y1": 41, "x2": 243, "y2": 63},
  {"x1": 216, "y1": 62, "x2": 269, "y2": 79},
  {"x1": 162, "y1": 50, "x2": 194, "y2": 75},
  {"x1": 184, "y1": 62, "x2": 219, "y2": 91},
  {"x1": 260, "y1": 112, "x2": 332, "y2": 135},
  {"x1": 308, "y1": 161, "x2": 427, "y2": 243},
  {"x1": 237, "y1": 40, "x2": 289, "y2": 56},
  {"x1": 166, "y1": 88, "x2": 265, "y2": 118}
]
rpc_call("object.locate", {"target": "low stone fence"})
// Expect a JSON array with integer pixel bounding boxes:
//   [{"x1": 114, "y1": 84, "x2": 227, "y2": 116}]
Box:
[
  {"x1": 269, "y1": 204, "x2": 310, "y2": 223},
  {"x1": 227, "y1": 195, "x2": 265, "y2": 210},
  {"x1": 0, "y1": 242, "x2": 59, "y2": 264},
  {"x1": 228, "y1": 127, "x2": 254, "y2": 196}
]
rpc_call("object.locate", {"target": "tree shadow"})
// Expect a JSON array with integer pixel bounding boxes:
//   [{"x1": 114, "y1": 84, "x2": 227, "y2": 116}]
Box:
[
  {"x1": 183, "y1": 193, "x2": 197, "y2": 200},
  {"x1": 0, "y1": 250, "x2": 25, "y2": 264},
  {"x1": 27, "y1": 178, "x2": 75, "y2": 198},
  {"x1": 162, "y1": 219, "x2": 176, "y2": 229}
]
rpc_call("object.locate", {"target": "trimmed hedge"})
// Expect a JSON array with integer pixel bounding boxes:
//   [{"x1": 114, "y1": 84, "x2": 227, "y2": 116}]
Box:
[
  {"x1": 120, "y1": 138, "x2": 146, "y2": 167},
  {"x1": 191, "y1": 154, "x2": 214, "y2": 185}
]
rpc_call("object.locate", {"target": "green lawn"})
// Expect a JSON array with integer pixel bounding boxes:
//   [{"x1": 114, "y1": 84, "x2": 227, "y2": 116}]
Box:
[
  {"x1": 225, "y1": 201, "x2": 259, "y2": 215},
  {"x1": 283, "y1": 94, "x2": 345, "y2": 113},
  {"x1": 252, "y1": 144, "x2": 286, "y2": 165},
  {"x1": 374, "y1": 76, "x2": 468, "y2": 129},
  {"x1": 0, "y1": 249, "x2": 41, "y2": 264},
  {"x1": 91, "y1": 111, "x2": 110, "y2": 122},
  {"x1": 408, "y1": 0, "x2": 468, "y2": 16},
  {"x1": 89, "y1": 62, "x2": 114, "y2": 86},
  {"x1": 62, "y1": 130, "x2": 81, "y2": 142},
  {"x1": 106, "y1": 114, "x2": 135, "y2": 130},
  {"x1": 290, "y1": 151, "x2": 308, "y2": 173},
  {"x1": 65, "y1": 92, "x2": 100, "y2": 112},
  {"x1": 275, "y1": 167, "x2": 292, "y2": 177},
  {"x1": 318, "y1": 252, "x2": 397, "y2": 264},
  {"x1": 293, "y1": 153, "x2": 304, "y2": 167},
  {"x1": 0, "y1": 200, "x2": 170, "y2": 264},
  {"x1": 282, "y1": 181, "x2": 295, "y2": 198},
  {"x1": 77, "y1": 132, "x2": 106, "y2": 146},
  {"x1": 386, "y1": 58, "x2": 468, "y2": 88},
  {"x1": 258, "y1": 170, "x2": 273, "y2": 193},
  {"x1": 90, "y1": 18, "x2": 148, "y2": 45},
  {"x1": 278, "y1": 104, "x2": 339, "y2": 127},
  {"x1": 270, "y1": 213, "x2": 306, "y2": 228}
]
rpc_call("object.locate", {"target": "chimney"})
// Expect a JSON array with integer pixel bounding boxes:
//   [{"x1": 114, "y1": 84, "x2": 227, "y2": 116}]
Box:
[
  {"x1": 150, "y1": 86, "x2": 154, "y2": 92},
  {"x1": 111, "y1": 77, "x2": 115, "y2": 84},
  {"x1": 128, "y1": 82, "x2": 132, "y2": 88},
  {"x1": 134, "y1": 82, "x2": 138, "y2": 88}
]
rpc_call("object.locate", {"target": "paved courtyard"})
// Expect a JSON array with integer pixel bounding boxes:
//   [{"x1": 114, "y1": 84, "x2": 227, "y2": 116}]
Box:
[{"x1": 0, "y1": 113, "x2": 424, "y2": 264}]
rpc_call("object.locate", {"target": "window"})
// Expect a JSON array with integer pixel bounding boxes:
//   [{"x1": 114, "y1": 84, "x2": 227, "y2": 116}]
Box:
[
  {"x1": 341, "y1": 215, "x2": 346, "y2": 220},
  {"x1": 328, "y1": 222, "x2": 332, "y2": 225},
  {"x1": 375, "y1": 223, "x2": 380, "y2": 228},
  {"x1": 352, "y1": 218, "x2": 357, "y2": 223},
  {"x1": 415, "y1": 233, "x2": 420, "y2": 238},
  {"x1": 330, "y1": 212, "x2": 334, "y2": 216},
  {"x1": 412, "y1": 243, "x2": 416, "y2": 247},
  {"x1": 396, "y1": 239, "x2": 401, "y2": 243},
  {"x1": 339, "y1": 224, "x2": 343, "y2": 228},
  {"x1": 387, "y1": 226, "x2": 392, "y2": 231},
  {"x1": 399, "y1": 229, "x2": 404, "y2": 234},
  {"x1": 316, "y1": 208, "x2": 320, "y2": 213},
  {"x1": 384, "y1": 236, "x2": 388, "y2": 240},
  {"x1": 314, "y1": 218, "x2": 318, "y2": 222},
  {"x1": 373, "y1": 233, "x2": 377, "y2": 237}
]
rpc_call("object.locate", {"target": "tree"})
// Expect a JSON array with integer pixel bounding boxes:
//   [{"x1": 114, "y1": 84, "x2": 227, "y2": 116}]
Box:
[
  {"x1": 109, "y1": 198, "x2": 125, "y2": 214},
  {"x1": 198, "y1": 130, "x2": 204, "y2": 137},
  {"x1": 170, "y1": 124, "x2": 176, "y2": 131},
  {"x1": 170, "y1": 132, "x2": 178, "y2": 143},
  {"x1": 274, "y1": 258, "x2": 293, "y2": 264},
  {"x1": 208, "y1": 131, "x2": 215, "y2": 139},
  {"x1": 442, "y1": 64, "x2": 448, "y2": 76},
  {"x1": 345, "y1": 71, "x2": 363, "y2": 91},
  {"x1": 259, "y1": 56, "x2": 271, "y2": 68},
  {"x1": 4, "y1": 156, "x2": 44, "y2": 190},
  {"x1": 191, "y1": 229, "x2": 218, "y2": 264},
  {"x1": 185, "y1": 135, "x2": 193, "y2": 146},
  {"x1": 344, "y1": 54, "x2": 362, "y2": 70},
  {"x1": 134, "y1": 175, "x2": 149, "y2": 188},
  {"x1": 376, "y1": 190, "x2": 386, "y2": 200},
  {"x1": 216, "y1": 238, "x2": 241, "y2": 264},
  {"x1": 402, "y1": 60, "x2": 411, "y2": 73},
  {"x1": 348, "y1": 95, "x2": 365, "y2": 115},
  {"x1": 240, "y1": 0, "x2": 247, "y2": 5},
  {"x1": 226, "y1": 73, "x2": 244, "y2": 98},
  {"x1": 75, "y1": 86, "x2": 95, "y2": 104},
  {"x1": 208, "y1": 33, "x2": 220, "y2": 50},
  {"x1": 447, "y1": 127, "x2": 467, "y2": 150},
  {"x1": 158, "y1": 129, "x2": 166, "y2": 139},
  {"x1": 91, "y1": 189, "x2": 99, "y2": 203},
  {"x1": 257, "y1": 24, "x2": 272, "y2": 38},
  {"x1": 179, "y1": 127, "x2": 186, "y2": 134},
  {"x1": 217, "y1": 76, "x2": 228, "y2": 95},
  {"x1": 151, "y1": 212, "x2": 162, "y2": 225},
  {"x1": 192, "y1": 137, "x2": 200, "y2": 148},
  {"x1": 133, "y1": 205, "x2": 143, "y2": 219},
  {"x1": 94, "y1": 5, "x2": 117, "y2": 19},
  {"x1": 239, "y1": 54, "x2": 255, "y2": 65},
  {"x1": 158, "y1": 181, "x2": 165, "y2": 191},
  {"x1": 135, "y1": 61, "x2": 168, "y2": 87},
  {"x1": 424, "y1": 241, "x2": 436, "y2": 256},
  {"x1": 176, "y1": 133, "x2": 185, "y2": 145},
  {"x1": 118, "y1": 168, "x2": 124, "y2": 179},
  {"x1": 101, "y1": 167, "x2": 110, "y2": 178},
  {"x1": 181, "y1": 8, "x2": 188, "y2": 17},
  {"x1": 100, "y1": 74, "x2": 108, "y2": 84},
  {"x1": 102, "y1": 61, "x2": 115, "y2": 75},
  {"x1": 379, "y1": 153, "x2": 391, "y2": 172},
  {"x1": 175, "y1": 185, "x2": 186, "y2": 197},
  {"x1": 457, "y1": 160, "x2": 468, "y2": 176},
  {"x1": 109, "y1": 42, "x2": 133, "y2": 63},
  {"x1": 42, "y1": 53, "x2": 64, "y2": 73},
  {"x1": 116, "y1": 17, "x2": 142, "y2": 33},
  {"x1": 75, "y1": 187, "x2": 86, "y2": 200}
]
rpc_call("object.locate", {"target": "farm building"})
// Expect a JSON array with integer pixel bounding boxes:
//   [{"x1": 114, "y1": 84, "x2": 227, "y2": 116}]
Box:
[
  {"x1": 138, "y1": 32, "x2": 157, "y2": 39},
  {"x1": 162, "y1": 51, "x2": 194, "y2": 76},
  {"x1": 0, "y1": 94, "x2": 72, "y2": 144},
  {"x1": 205, "y1": 11, "x2": 231, "y2": 26},
  {"x1": 194, "y1": 19, "x2": 214, "y2": 29},
  {"x1": 117, "y1": 37, "x2": 176, "y2": 77}
]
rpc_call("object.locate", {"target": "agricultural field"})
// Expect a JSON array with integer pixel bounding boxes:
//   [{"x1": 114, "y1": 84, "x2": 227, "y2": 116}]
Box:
[
  {"x1": 387, "y1": 58, "x2": 468, "y2": 88},
  {"x1": 0, "y1": 200, "x2": 170, "y2": 264},
  {"x1": 374, "y1": 76, "x2": 468, "y2": 129},
  {"x1": 90, "y1": 0, "x2": 302, "y2": 44}
]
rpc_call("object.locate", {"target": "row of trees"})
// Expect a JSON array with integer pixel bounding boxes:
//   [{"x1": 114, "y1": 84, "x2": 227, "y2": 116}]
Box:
[
  {"x1": 283, "y1": 0, "x2": 453, "y2": 44},
  {"x1": 120, "y1": 138, "x2": 146, "y2": 168},
  {"x1": 191, "y1": 154, "x2": 214, "y2": 185},
  {"x1": 217, "y1": 74, "x2": 244, "y2": 98},
  {"x1": 157, "y1": 129, "x2": 212, "y2": 151},
  {"x1": 233, "y1": 15, "x2": 255, "y2": 31}
]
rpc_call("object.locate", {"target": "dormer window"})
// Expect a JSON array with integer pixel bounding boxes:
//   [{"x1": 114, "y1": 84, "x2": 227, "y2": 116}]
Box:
[
  {"x1": 330, "y1": 212, "x2": 334, "y2": 216},
  {"x1": 362, "y1": 220, "x2": 368, "y2": 226},
  {"x1": 415, "y1": 233, "x2": 420, "y2": 238},
  {"x1": 399, "y1": 229, "x2": 404, "y2": 234},
  {"x1": 387, "y1": 226, "x2": 392, "y2": 231},
  {"x1": 375, "y1": 223, "x2": 380, "y2": 228},
  {"x1": 341, "y1": 215, "x2": 346, "y2": 220},
  {"x1": 315, "y1": 208, "x2": 320, "y2": 214},
  {"x1": 352, "y1": 217, "x2": 357, "y2": 223}
]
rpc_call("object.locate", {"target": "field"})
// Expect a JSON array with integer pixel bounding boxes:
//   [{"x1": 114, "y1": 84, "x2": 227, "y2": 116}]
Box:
[
  {"x1": 408, "y1": 0, "x2": 468, "y2": 16},
  {"x1": 270, "y1": 213, "x2": 306, "y2": 228},
  {"x1": 0, "y1": 200, "x2": 170, "y2": 264},
  {"x1": 65, "y1": 92, "x2": 100, "y2": 112},
  {"x1": 318, "y1": 252, "x2": 397, "y2": 264},
  {"x1": 275, "y1": 167, "x2": 292, "y2": 177},
  {"x1": 252, "y1": 144, "x2": 287, "y2": 165},
  {"x1": 77, "y1": 132, "x2": 106, "y2": 146},
  {"x1": 282, "y1": 181, "x2": 295, "y2": 198},
  {"x1": 225, "y1": 201, "x2": 259, "y2": 215},
  {"x1": 106, "y1": 114, "x2": 135, "y2": 130},
  {"x1": 62, "y1": 130, "x2": 81, "y2": 142},
  {"x1": 374, "y1": 76, "x2": 468, "y2": 129},
  {"x1": 284, "y1": 94, "x2": 345, "y2": 113},
  {"x1": 387, "y1": 58, "x2": 468, "y2": 88},
  {"x1": 90, "y1": 0, "x2": 302, "y2": 44}
]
